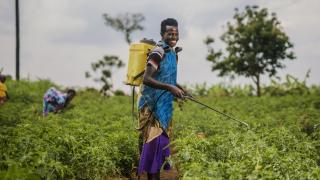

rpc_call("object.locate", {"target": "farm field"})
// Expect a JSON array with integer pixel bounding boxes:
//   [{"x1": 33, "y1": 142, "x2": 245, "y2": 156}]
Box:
[{"x1": 0, "y1": 80, "x2": 320, "y2": 179}]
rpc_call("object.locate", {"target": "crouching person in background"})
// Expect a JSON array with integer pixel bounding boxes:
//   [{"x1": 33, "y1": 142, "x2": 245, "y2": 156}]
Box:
[
  {"x1": 0, "y1": 74, "x2": 9, "y2": 105},
  {"x1": 43, "y1": 87, "x2": 76, "y2": 116}
]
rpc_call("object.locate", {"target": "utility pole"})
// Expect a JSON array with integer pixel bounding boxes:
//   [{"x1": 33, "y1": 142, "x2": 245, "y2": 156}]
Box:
[{"x1": 15, "y1": 0, "x2": 20, "y2": 80}]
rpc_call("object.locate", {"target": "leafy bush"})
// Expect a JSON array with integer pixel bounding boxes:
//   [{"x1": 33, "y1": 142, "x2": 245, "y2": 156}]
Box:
[
  {"x1": 187, "y1": 72, "x2": 320, "y2": 97},
  {"x1": 262, "y1": 71, "x2": 320, "y2": 96}
]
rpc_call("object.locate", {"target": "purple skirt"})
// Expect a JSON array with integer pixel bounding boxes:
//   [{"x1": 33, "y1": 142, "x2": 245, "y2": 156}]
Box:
[{"x1": 138, "y1": 132, "x2": 171, "y2": 175}]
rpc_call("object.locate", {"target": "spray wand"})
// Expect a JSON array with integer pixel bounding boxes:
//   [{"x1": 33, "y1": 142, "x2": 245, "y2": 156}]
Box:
[
  {"x1": 163, "y1": 94, "x2": 251, "y2": 151},
  {"x1": 183, "y1": 94, "x2": 250, "y2": 129}
]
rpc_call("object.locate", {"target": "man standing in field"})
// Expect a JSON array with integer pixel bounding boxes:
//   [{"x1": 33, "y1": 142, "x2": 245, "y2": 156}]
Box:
[{"x1": 137, "y1": 18, "x2": 185, "y2": 179}]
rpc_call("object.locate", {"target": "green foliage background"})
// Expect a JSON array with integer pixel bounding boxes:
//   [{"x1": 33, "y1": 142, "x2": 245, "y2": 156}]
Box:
[
  {"x1": 0, "y1": 79, "x2": 319, "y2": 179},
  {"x1": 0, "y1": 80, "x2": 138, "y2": 179}
]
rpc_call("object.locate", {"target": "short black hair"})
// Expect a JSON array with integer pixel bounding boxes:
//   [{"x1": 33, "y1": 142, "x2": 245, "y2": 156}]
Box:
[
  {"x1": 160, "y1": 18, "x2": 178, "y2": 36},
  {"x1": 67, "y1": 89, "x2": 76, "y2": 95},
  {"x1": 65, "y1": 89, "x2": 76, "y2": 107},
  {"x1": 0, "y1": 74, "x2": 6, "y2": 83}
]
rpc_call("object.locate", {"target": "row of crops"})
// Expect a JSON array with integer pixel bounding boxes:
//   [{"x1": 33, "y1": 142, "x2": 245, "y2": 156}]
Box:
[
  {"x1": 0, "y1": 79, "x2": 320, "y2": 179},
  {"x1": 173, "y1": 95, "x2": 320, "y2": 179},
  {"x1": 0, "y1": 80, "x2": 138, "y2": 179}
]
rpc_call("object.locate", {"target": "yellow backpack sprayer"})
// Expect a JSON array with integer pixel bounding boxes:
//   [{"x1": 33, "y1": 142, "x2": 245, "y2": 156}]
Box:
[
  {"x1": 125, "y1": 38, "x2": 157, "y2": 86},
  {"x1": 125, "y1": 38, "x2": 157, "y2": 119}
]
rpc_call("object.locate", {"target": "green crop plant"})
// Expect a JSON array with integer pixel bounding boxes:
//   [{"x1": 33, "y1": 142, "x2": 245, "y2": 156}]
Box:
[{"x1": 1, "y1": 79, "x2": 319, "y2": 179}]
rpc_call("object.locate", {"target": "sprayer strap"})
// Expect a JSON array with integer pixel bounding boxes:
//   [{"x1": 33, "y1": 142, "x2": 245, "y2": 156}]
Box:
[
  {"x1": 132, "y1": 86, "x2": 135, "y2": 122},
  {"x1": 133, "y1": 71, "x2": 145, "y2": 81}
]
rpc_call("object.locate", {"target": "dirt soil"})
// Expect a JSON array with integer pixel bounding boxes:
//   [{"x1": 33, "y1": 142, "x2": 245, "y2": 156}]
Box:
[
  {"x1": 105, "y1": 168, "x2": 179, "y2": 180},
  {"x1": 131, "y1": 168, "x2": 179, "y2": 180}
]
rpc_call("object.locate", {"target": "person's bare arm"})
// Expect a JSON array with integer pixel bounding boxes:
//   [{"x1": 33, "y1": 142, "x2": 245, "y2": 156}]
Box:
[{"x1": 176, "y1": 84, "x2": 186, "y2": 93}]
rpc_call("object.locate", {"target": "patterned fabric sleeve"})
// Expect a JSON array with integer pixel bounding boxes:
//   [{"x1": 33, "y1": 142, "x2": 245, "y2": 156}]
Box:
[
  {"x1": 56, "y1": 92, "x2": 66, "y2": 105},
  {"x1": 147, "y1": 46, "x2": 164, "y2": 70},
  {"x1": 43, "y1": 87, "x2": 66, "y2": 116}
]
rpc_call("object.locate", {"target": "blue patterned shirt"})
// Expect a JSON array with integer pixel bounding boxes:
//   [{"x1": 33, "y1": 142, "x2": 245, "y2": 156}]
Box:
[
  {"x1": 138, "y1": 41, "x2": 177, "y2": 130},
  {"x1": 43, "y1": 87, "x2": 67, "y2": 116}
]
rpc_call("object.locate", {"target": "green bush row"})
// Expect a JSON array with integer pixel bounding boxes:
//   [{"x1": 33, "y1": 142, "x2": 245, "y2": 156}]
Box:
[
  {"x1": 0, "y1": 80, "x2": 138, "y2": 179},
  {"x1": 186, "y1": 73, "x2": 320, "y2": 97},
  {"x1": 173, "y1": 95, "x2": 320, "y2": 179},
  {"x1": 1, "y1": 79, "x2": 319, "y2": 179}
]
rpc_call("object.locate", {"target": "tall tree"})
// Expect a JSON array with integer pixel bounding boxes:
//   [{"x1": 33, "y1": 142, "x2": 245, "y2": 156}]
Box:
[
  {"x1": 86, "y1": 13, "x2": 145, "y2": 95},
  {"x1": 205, "y1": 5, "x2": 295, "y2": 96},
  {"x1": 103, "y1": 13, "x2": 145, "y2": 44},
  {"x1": 15, "y1": 0, "x2": 20, "y2": 80},
  {"x1": 85, "y1": 55, "x2": 124, "y2": 96}
]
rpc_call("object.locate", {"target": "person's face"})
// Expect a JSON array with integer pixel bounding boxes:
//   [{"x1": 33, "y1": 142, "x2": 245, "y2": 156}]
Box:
[{"x1": 163, "y1": 25, "x2": 179, "y2": 47}]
